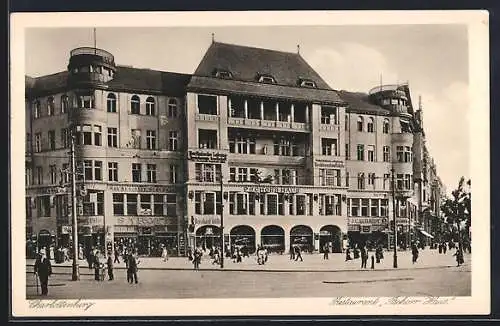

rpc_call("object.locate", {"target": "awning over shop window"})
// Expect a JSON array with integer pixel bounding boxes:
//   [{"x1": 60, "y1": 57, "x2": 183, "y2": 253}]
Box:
[{"x1": 419, "y1": 229, "x2": 434, "y2": 238}]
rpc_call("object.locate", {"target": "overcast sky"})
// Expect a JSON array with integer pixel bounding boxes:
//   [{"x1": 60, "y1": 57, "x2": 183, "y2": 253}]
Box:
[{"x1": 25, "y1": 25, "x2": 469, "y2": 193}]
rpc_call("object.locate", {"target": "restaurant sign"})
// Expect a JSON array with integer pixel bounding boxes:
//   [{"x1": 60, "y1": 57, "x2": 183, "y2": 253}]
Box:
[
  {"x1": 242, "y1": 185, "x2": 299, "y2": 194},
  {"x1": 116, "y1": 216, "x2": 169, "y2": 226},
  {"x1": 348, "y1": 217, "x2": 388, "y2": 225},
  {"x1": 193, "y1": 216, "x2": 221, "y2": 226},
  {"x1": 187, "y1": 151, "x2": 227, "y2": 163},
  {"x1": 108, "y1": 184, "x2": 176, "y2": 193},
  {"x1": 314, "y1": 159, "x2": 344, "y2": 168}
]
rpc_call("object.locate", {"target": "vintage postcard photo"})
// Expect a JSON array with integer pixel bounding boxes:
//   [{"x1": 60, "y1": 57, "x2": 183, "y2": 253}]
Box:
[{"x1": 10, "y1": 10, "x2": 490, "y2": 317}]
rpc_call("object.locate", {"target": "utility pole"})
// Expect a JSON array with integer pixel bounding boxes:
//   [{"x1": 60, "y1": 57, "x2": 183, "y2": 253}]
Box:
[
  {"x1": 391, "y1": 167, "x2": 398, "y2": 268},
  {"x1": 220, "y1": 173, "x2": 224, "y2": 269},
  {"x1": 70, "y1": 130, "x2": 80, "y2": 281}
]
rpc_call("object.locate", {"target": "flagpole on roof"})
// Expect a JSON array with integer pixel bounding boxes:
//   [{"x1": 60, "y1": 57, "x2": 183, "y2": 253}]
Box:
[{"x1": 93, "y1": 28, "x2": 97, "y2": 54}]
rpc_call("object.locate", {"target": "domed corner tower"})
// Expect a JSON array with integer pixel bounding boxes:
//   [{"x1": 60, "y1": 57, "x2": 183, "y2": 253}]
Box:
[
  {"x1": 368, "y1": 83, "x2": 412, "y2": 120},
  {"x1": 67, "y1": 47, "x2": 117, "y2": 88}
]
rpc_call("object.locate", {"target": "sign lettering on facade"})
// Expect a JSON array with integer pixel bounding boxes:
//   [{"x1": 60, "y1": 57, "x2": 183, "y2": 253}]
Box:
[
  {"x1": 77, "y1": 216, "x2": 104, "y2": 225},
  {"x1": 187, "y1": 151, "x2": 227, "y2": 163},
  {"x1": 314, "y1": 159, "x2": 344, "y2": 168},
  {"x1": 194, "y1": 216, "x2": 221, "y2": 226},
  {"x1": 242, "y1": 185, "x2": 299, "y2": 194},
  {"x1": 108, "y1": 184, "x2": 175, "y2": 193},
  {"x1": 115, "y1": 216, "x2": 170, "y2": 226},
  {"x1": 348, "y1": 217, "x2": 388, "y2": 225}
]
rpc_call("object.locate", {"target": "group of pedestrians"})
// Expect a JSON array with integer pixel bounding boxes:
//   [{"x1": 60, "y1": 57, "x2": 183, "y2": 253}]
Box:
[{"x1": 289, "y1": 245, "x2": 304, "y2": 262}]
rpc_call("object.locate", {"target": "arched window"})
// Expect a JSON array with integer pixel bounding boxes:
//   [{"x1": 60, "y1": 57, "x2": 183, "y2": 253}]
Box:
[
  {"x1": 61, "y1": 95, "x2": 68, "y2": 114},
  {"x1": 367, "y1": 117, "x2": 374, "y2": 133},
  {"x1": 33, "y1": 101, "x2": 40, "y2": 119},
  {"x1": 107, "y1": 93, "x2": 117, "y2": 113},
  {"x1": 146, "y1": 97, "x2": 155, "y2": 116},
  {"x1": 131, "y1": 95, "x2": 140, "y2": 114},
  {"x1": 357, "y1": 116, "x2": 364, "y2": 132},
  {"x1": 167, "y1": 99, "x2": 178, "y2": 118},
  {"x1": 383, "y1": 119, "x2": 390, "y2": 134},
  {"x1": 47, "y1": 97, "x2": 54, "y2": 116}
]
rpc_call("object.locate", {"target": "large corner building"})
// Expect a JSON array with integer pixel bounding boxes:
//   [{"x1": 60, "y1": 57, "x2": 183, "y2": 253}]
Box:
[{"x1": 25, "y1": 42, "x2": 444, "y2": 257}]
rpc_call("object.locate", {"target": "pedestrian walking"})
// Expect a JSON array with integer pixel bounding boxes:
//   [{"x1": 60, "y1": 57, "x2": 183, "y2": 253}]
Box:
[
  {"x1": 323, "y1": 243, "x2": 329, "y2": 260},
  {"x1": 127, "y1": 252, "x2": 139, "y2": 284},
  {"x1": 411, "y1": 243, "x2": 419, "y2": 264},
  {"x1": 360, "y1": 246, "x2": 368, "y2": 268},
  {"x1": 94, "y1": 250, "x2": 101, "y2": 281},
  {"x1": 114, "y1": 248, "x2": 120, "y2": 264},
  {"x1": 107, "y1": 252, "x2": 114, "y2": 281},
  {"x1": 345, "y1": 247, "x2": 352, "y2": 261},
  {"x1": 294, "y1": 246, "x2": 303, "y2": 262},
  {"x1": 161, "y1": 245, "x2": 169, "y2": 262},
  {"x1": 289, "y1": 245, "x2": 295, "y2": 260},
  {"x1": 34, "y1": 251, "x2": 52, "y2": 296},
  {"x1": 443, "y1": 242, "x2": 447, "y2": 254},
  {"x1": 193, "y1": 247, "x2": 202, "y2": 270},
  {"x1": 454, "y1": 245, "x2": 464, "y2": 266},
  {"x1": 370, "y1": 255, "x2": 375, "y2": 269},
  {"x1": 87, "y1": 248, "x2": 94, "y2": 270}
]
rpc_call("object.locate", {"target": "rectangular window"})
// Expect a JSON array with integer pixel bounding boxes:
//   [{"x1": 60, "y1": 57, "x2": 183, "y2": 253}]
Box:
[
  {"x1": 139, "y1": 194, "x2": 152, "y2": 215},
  {"x1": 166, "y1": 194, "x2": 177, "y2": 217},
  {"x1": 319, "y1": 169, "x2": 341, "y2": 186},
  {"x1": 367, "y1": 145, "x2": 375, "y2": 162},
  {"x1": 383, "y1": 146, "x2": 391, "y2": 162},
  {"x1": 357, "y1": 144, "x2": 364, "y2": 161},
  {"x1": 345, "y1": 143, "x2": 350, "y2": 160},
  {"x1": 320, "y1": 106, "x2": 338, "y2": 124},
  {"x1": 35, "y1": 133, "x2": 42, "y2": 152},
  {"x1": 146, "y1": 100, "x2": 155, "y2": 116},
  {"x1": 273, "y1": 137, "x2": 297, "y2": 156},
  {"x1": 381, "y1": 199, "x2": 389, "y2": 217},
  {"x1": 195, "y1": 192, "x2": 202, "y2": 214},
  {"x1": 397, "y1": 174, "x2": 404, "y2": 190},
  {"x1": 37, "y1": 196, "x2": 51, "y2": 217},
  {"x1": 370, "y1": 199, "x2": 379, "y2": 217},
  {"x1": 132, "y1": 163, "x2": 142, "y2": 182},
  {"x1": 167, "y1": 100, "x2": 178, "y2": 118},
  {"x1": 82, "y1": 191, "x2": 104, "y2": 216},
  {"x1": 404, "y1": 174, "x2": 412, "y2": 190},
  {"x1": 26, "y1": 133, "x2": 31, "y2": 153},
  {"x1": 83, "y1": 160, "x2": 93, "y2": 180},
  {"x1": 26, "y1": 167, "x2": 32, "y2": 186},
  {"x1": 250, "y1": 168, "x2": 259, "y2": 182},
  {"x1": 383, "y1": 174, "x2": 390, "y2": 190},
  {"x1": 131, "y1": 129, "x2": 141, "y2": 149},
  {"x1": 197, "y1": 94, "x2": 218, "y2": 115},
  {"x1": 397, "y1": 146, "x2": 404, "y2": 162},
  {"x1": 146, "y1": 130, "x2": 156, "y2": 150},
  {"x1": 229, "y1": 167, "x2": 236, "y2": 182},
  {"x1": 83, "y1": 125, "x2": 92, "y2": 145},
  {"x1": 350, "y1": 198, "x2": 359, "y2": 216},
  {"x1": 321, "y1": 138, "x2": 338, "y2": 156},
  {"x1": 79, "y1": 95, "x2": 94, "y2": 109},
  {"x1": 169, "y1": 164, "x2": 177, "y2": 183},
  {"x1": 296, "y1": 195, "x2": 306, "y2": 215},
  {"x1": 94, "y1": 161, "x2": 102, "y2": 181},
  {"x1": 147, "y1": 164, "x2": 157, "y2": 183},
  {"x1": 168, "y1": 131, "x2": 178, "y2": 151},
  {"x1": 357, "y1": 173, "x2": 365, "y2": 190},
  {"x1": 61, "y1": 128, "x2": 69, "y2": 148},
  {"x1": 49, "y1": 165, "x2": 57, "y2": 184},
  {"x1": 195, "y1": 163, "x2": 221, "y2": 183},
  {"x1": 153, "y1": 194, "x2": 164, "y2": 215},
  {"x1": 361, "y1": 199, "x2": 369, "y2": 216},
  {"x1": 267, "y1": 194, "x2": 278, "y2": 215},
  {"x1": 404, "y1": 146, "x2": 412, "y2": 162},
  {"x1": 204, "y1": 193, "x2": 215, "y2": 215},
  {"x1": 48, "y1": 130, "x2": 56, "y2": 150},
  {"x1": 198, "y1": 129, "x2": 218, "y2": 149},
  {"x1": 346, "y1": 172, "x2": 350, "y2": 187},
  {"x1": 237, "y1": 168, "x2": 248, "y2": 182},
  {"x1": 278, "y1": 194, "x2": 285, "y2": 215},
  {"x1": 127, "y1": 194, "x2": 137, "y2": 215},
  {"x1": 94, "y1": 126, "x2": 102, "y2": 146},
  {"x1": 107, "y1": 128, "x2": 118, "y2": 147},
  {"x1": 108, "y1": 162, "x2": 118, "y2": 182}
]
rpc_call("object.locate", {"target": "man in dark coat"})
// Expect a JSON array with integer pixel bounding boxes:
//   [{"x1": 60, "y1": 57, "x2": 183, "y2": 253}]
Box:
[
  {"x1": 127, "y1": 253, "x2": 139, "y2": 284},
  {"x1": 34, "y1": 251, "x2": 52, "y2": 296},
  {"x1": 94, "y1": 250, "x2": 101, "y2": 281},
  {"x1": 323, "y1": 243, "x2": 329, "y2": 260},
  {"x1": 360, "y1": 246, "x2": 368, "y2": 268},
  {"x1": 107, "y1": 251, "x2": 114, "y2": 281}
]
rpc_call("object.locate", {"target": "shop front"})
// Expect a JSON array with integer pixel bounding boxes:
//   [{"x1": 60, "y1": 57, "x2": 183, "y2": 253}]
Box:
[
  {"x1": 195, "y1": 225, "x2": 222, "y2": 250},
  {"x1": 319, "y1": 225, "x2": 343, "y2": 253},
  {"x1": 261, "y1": 225, "x2": 285, "y2": 254},
  {"x1": 290, "y1": 225, "x2": 314, "y2": 253},
  {"x1": 347, "y1": 217, "x2": 389, "y2": 249},
  {"x1": 229, "y1": 225, "x2": 256, "y2": 254}
]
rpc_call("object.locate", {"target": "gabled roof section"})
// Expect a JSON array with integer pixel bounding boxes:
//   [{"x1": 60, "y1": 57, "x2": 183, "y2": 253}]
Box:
[
  {"x1": 339, "y1": 90, "x2": 391, "y2": 115},
  {"x1": 193, "y1": 42, "x2": 332, "y2": 89}
]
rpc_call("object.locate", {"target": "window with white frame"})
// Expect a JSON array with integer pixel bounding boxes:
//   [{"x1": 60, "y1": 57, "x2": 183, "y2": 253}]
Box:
[
  {"x1": 94, "y1": 161, "x2": 102, "y2": 181},
  {"x1": 113, "y1": 193, "x2": 125, "y2": 215},
  {"x1": 357, "y1": 144, "x2": 364, "y2": 161},
  {"x1": 107, "y1": 128, "x2": 118, "y2": 147},
  {"x1": 368, "y1": 173, "x2": 376, "y2": 187},
  {"x1": 49, "y1": 165, "x2": 57, "y2": 184},
  {"x1": 146, "y1": 130, "x2": 156, "y2": 150},
  {"x1": 132, "y1": 163, "x2": 142, "y2": 182},
  {"x1": 319, "y1": 169, "x2": 341, "y2": 187},
  {"x1": 278, "y1": 194, "x2": 285, "y2": 215},
  {"x1": 78, "y1": 94, "x2": 94, "y2": 109},
  {"x1": 381, "y1": 199, "x2": 389, "y2": 217},
  {"x1": 350, "y1": 198, "x2": 359, "y2": 216},
  {"x1": 167, "y1": 99, "x2": 178, "y2": 118},
  {"x1": 146, "y1": 97, "x2": 155, "y2": 116},
  {"x1": 367, "y1": 117, "x2": 374, "y2": 132},
  {"x1": 60, "y1": 95, "x2": 68, "y2": 114},
  {"x1": 47, "y1": 97, "x2": 54, "y2": 116},
  {"x1": 82, "y1": 125, "x2": 92, "y2": 145},
  {"x1": 404, "y1": 174, "x2": 412, "y2": 190},
  {"x1": 195, "y1": 163, "x2": 221, "y2": 183},
  {"x1": 404, "y1": 146, "x2": 412, "y2": 162},
  {"x1": 267, "y1": 194, "x2": 278, "y2": 215},
  {"x1": 94, "y1": 126, "x2": 102, "y2": 146},
  {"x1": 320, "y1": 106, "x2": 338, "y2": 124},
  {"x1": 168, "y1": 131, "x2": 178, "y2": 151},
  {"x1": 357, "y1": 173, "x2": 365, "y2": 189},
  {"x1": 169, "y1": 164, "x2": 177, "y2": 183},
  {"x1": 198, "y1": 129, "x2": 217, "y2": 149},
  {"x1": 397, "y1": 146, "x2": 404, "y2": 162},
  {"x1": 82, "y1": 191, "x2": 104, "y2": 216},
  {"x1": 107, "y1": 93, "x2": 117, "y2": 112},
  {"x1": 26, "y1": 167, "x2": 32, "y2": 186},
  {"x1": 33, "y1": 101, "x2": 40, "y2": 119},
  {"x1": 357, "y1": 116, "x2": 364, "y2": 132},
  {"x1": 321, "y1": 138, "x2": 338, "y2": 156},
  {"x1": 383, "y1": 119, "x2": 390, "y2": 133},
  {"x1": 383, "y1": 173, "x2": 390, "y2": 190},
  {"x1": 34, "y1": 133, "x2": 42, "y2": 152},
  {"x1": 367, "y1": 145, "x2": 375, "y2": 162},
  {"x1": 108, "y1": 162, "x2": 118, "y2": 182},
  {"x1": 229, "y1": 167, "x2": 236, "y2": 182},
  {"x1": 131, "y1": 95, "x2": 140, "y2": 114},
  {"x1": 48, "y1": 130, "x2": 56, "y2": 150},
  {"x1": 396, "y1": 174, "x2": 404, "y2": 190},
  {"x1": 237, "y1": 168, "x2": 248, "y2": 182},
  {"x1": 61, "y1": 128, "x2": 69, "y2": 148},
  {"x1": 383, "y1": 146, "x2": 391, "y2": 162},
  {"x1": 146, "y1": 164, "x2": 157, "y2": 183},
  {"x1": 361, "y1": 199, "x2": 369, "y2": 216}
]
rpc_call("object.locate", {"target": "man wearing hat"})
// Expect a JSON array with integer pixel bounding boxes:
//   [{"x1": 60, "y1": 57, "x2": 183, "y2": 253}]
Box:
[{"x1": 34, "y1": 250, "x2": 52, "y2": 296}]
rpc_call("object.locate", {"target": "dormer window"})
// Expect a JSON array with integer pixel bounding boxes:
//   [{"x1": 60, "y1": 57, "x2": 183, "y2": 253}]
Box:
[
  {"x1": 258, "y1": 74, "x2": 276, "y2": 84},
  {"x1": 299, "y1": 78, "x2": 316, "y2": 88},
  {"x1": 213, "y1": 69, "x2": 232, "y2": 79}
]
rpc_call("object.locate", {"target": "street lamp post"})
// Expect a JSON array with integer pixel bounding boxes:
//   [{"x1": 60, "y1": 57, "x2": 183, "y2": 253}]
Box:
[
  {"x1": 70, "y1": 131, "x2": 80, "y2": 281},
  {"x1": 391, "y1": 167, "x2": 398, "y2": 268},
  {"x1": 220, "y1": 174, "x2": 224, "y2": 269}
]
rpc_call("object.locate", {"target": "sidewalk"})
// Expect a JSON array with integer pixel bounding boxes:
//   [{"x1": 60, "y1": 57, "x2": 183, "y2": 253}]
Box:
[{"x1": 26, "y1": 249, "x2": 466, "y2": 273}]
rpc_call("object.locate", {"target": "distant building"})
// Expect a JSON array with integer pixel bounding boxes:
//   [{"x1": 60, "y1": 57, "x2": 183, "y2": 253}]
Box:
[{"x1": 25, "y1": 41, "x2": 443, "y2": 256}]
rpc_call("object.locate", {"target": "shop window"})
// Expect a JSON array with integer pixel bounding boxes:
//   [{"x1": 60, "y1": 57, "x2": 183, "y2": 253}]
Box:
[{"x1": 140, "y1": 194, "x2": 152, "y2": 215}]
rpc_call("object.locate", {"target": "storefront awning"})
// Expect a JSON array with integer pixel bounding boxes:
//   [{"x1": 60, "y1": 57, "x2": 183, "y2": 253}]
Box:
[{"x1": 419, "y1": 229, "x2": 434, "y2": 238}]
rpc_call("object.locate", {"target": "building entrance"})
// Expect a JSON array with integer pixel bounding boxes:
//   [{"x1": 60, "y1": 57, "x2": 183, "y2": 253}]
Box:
[
  {"x1": 195, "y1": 225, "x2": 222, "y2": 250},
  {"x1": 319, "y1": 225, "x2": 343, "y2": 253}
]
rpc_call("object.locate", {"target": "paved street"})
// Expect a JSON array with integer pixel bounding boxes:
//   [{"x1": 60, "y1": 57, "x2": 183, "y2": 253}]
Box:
[{"x1": 26, "y1": 250, "x2": 470, "y2": 299}]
